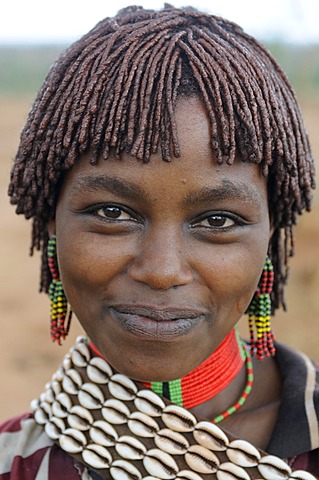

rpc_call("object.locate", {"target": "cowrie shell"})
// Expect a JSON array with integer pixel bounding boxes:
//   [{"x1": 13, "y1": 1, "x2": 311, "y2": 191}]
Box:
[
  {"x1": 289, "y1": 471, "x2": 318, "y2": 480},
  {"x1": 108, "y1": 374, "x2": 138, "y2": 401},
  {"x1": 82, "y1": 444, "x2": 112, "y2": 469},
  {"x1": 30, "y1": 398, "x2": 40, "y2": 413},
  {"x1": 44, "y1": 386, "x2": 55, "y2": 404},
  {"x1": 52, "y1": 368, "x2": 64, "y2": 382},
  {"x1": 59, "y1": 428, "x2": 87, "y2": 454},
  {"x1": 34, "y1": 406, "x2": 49, "y2": 425},
  {"x1": 110, "y1": 459, "x2": 142, "y2": 480},
  {"x1": 39, "y1": 392, "x2": 46, "y2": 403},
  {"x1": 78, "y1": 382, "x2": 105, "y2": 409},
  {"x1": 115, "y1": 435, "x2": 147, "y2": 460},
  {"x1": 89, "y1": 419, "x2": 118, "y2": 446},
  {"x1": 51, "y1": 380, "x2": 62, "y2": 396},
  {"x1": 194, "y1": 421, "x2": 229, "y2": 451},
  {"x1": 257, "y1": 455, "x2": 292, "y2": 480},
  {"x1": 134, "y1": 390, "x2": 165, "y2": 417},
  {"x1": 45, "y1": 417, "x2": 65, "y2": 440},
  {"x1": 68, "y1": 405, "x2": 93, "y2": 431},
  {"x1": 71, "y1": 342, "x2": 91, "y2": 367},
  {"x1": 87, "y1": 356, "x2": 113, "y2": 384},
  {"x1": 52, "y1": 393, "x2": 72, "y2": 418},
  {"x1": 102, "y1": 399, "x2": 130, "y2": 424},
  {"x1": 62, "y1": 354, "x2": 72, "y2": 371},
  {"x1": 226, "y1": 439, "x2": 261, "y2": 467},
  {"x1": 40, "y1": 401, "x2": 52, "y2": 417},
  {"x1": 128, "y1": 411, "x2": 159, "y2": 437},
  {"x1": 62, "y1": 368, "x2": 83, "y2": 395},
  {"x1": 162, "y1": 405, "x2": 196, "y2": 432},
  {"x1": 185, "y1": 445, "x2": 220, "y2": 474},
  {"x1": 176, "y1": 471, "x2": 203, "y2": 480},
  {"x1": 216, "y1": 462, "x2": 251, "y2": 480},
  {"x1": 154, "y1": 428, "x2": 189, "y2": 455},
  {"x1": 143, "y1": 449, "x2": 179, "y2": 479}
]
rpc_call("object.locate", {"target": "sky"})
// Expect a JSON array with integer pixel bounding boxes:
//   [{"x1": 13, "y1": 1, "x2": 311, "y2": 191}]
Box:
[{"x1": 1, "y1": 0, "x2": 318, "y2": 44}]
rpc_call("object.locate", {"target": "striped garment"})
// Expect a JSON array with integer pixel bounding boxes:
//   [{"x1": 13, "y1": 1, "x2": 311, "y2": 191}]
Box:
[{"x1": 0, "y1": 342, "x2": 318, "y2": 479}]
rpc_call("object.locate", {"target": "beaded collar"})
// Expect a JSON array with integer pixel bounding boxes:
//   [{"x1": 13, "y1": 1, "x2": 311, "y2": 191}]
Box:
[
  {"x1": 31, "y1": 336, "x2": 315, "y2": 480},
  {"x1": 90, "y1": 328, "x2": 254, "y2": 424}
]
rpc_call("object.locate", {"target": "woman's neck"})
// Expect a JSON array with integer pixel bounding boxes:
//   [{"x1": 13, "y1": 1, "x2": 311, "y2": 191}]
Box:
[
  {"x1": 89, "y1": 327, "x2": 248, "y2": 417},
  {"x1": 140, "y1": 327, "x2": 246, "y2": 410}
]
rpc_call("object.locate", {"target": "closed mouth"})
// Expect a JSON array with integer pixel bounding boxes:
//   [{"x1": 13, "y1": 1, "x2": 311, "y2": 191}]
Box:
[{"x1": 109, "y1": 305, "x2": 206, "y2": 340}]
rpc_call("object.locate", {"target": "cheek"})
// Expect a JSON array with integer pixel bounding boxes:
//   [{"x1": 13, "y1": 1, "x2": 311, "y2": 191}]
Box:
[
  {"x1": 56, "y1": 243, "x2": 92, "y2": 308},
  {"x1": 199, "y1": 246, "x2": 266, "y2": 316},
  {"x1": 55, "y1": 232, "x2": 135, "y2": 305}
]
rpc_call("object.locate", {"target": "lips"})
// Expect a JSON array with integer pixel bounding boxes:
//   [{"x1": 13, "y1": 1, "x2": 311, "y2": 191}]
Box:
[{"x1": 109, "y1": 305, "x2": 206, "y2": 340}]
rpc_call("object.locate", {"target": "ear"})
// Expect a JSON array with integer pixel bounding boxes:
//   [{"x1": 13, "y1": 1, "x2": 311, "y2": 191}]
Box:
[{"x1": 47, "y1": 219, "x2": 56, "y2": 237}]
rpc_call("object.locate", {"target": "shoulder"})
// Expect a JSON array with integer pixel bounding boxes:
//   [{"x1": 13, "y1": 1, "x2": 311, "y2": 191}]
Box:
[
  {"x1": 268, "y1": 342, "x2": 319, "y2": 461},
  {"x1": 275, "y1": 341, "x2": 319, "y2": 412},
  {"x1": 0, "y1": 413, "x2": 84, "y2": 479}
]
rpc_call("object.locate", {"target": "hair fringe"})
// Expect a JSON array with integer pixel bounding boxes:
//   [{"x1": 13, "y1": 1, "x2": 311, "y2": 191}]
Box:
[{"x1": 8, "y1": 5, "x2": 315, "y2": 310}]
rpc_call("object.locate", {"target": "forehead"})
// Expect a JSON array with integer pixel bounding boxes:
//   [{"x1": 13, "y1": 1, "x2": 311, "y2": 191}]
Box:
[{"x1": 60, "y1": 97, "x2": 267, "y2": 206}]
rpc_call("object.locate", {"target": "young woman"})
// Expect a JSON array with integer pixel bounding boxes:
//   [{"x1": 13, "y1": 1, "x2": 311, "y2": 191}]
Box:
[{"x1": 1, "y1": 5, "x2": 318, "y2": 479}]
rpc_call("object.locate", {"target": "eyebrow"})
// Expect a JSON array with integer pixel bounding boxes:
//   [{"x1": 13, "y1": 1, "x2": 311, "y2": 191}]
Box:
[
  {"x1": 71, "y1": 174, "x2": 261, "y2": 207},
  {"x1": 71, "y1": 174, "x2": 151, "y2": 201},
  {"x1": 184, "y1": 179, "x2": 262, "y2": 207}
]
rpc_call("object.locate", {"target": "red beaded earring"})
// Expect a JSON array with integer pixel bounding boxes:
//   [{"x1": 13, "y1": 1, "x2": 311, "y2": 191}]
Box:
[
  {"x1": 47, "y1": 235, "x2": 72, "y2": 344},
  {"x1": 248, "y1": 257, "x2": 276, "y2": 360}
]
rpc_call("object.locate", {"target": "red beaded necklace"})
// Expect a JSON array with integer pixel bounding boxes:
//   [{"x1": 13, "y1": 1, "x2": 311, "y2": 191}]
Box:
[{"x1": 89, "y1": 327, "x2": 254, "y2": 423}]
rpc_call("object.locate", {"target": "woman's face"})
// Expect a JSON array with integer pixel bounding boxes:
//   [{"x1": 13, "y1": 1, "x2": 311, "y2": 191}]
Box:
[{"x1": 52, "y1": 97, "x2": 271, "y2": 381}]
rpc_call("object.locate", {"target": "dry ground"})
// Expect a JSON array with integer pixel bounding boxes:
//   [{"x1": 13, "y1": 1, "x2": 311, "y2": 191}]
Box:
[{"x1": 1, "y1": 95, "x2": 318, "y2": 422}]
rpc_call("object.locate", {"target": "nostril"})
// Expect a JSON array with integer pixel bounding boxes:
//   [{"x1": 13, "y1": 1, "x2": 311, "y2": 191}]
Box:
[{"x1": 127, "y1": 254, "x2": 193, "y2": 290}]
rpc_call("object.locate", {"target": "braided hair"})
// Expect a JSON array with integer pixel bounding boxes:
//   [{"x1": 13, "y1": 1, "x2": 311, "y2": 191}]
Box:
[{"x1": 8, "y1": 5, "x2": 315, "y2": 312}]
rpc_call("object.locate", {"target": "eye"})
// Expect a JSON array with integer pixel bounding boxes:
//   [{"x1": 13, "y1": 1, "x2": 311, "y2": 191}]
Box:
[
  {"x1": 199, "y1": 215, "x2": 235, "y2": 228},
  {"x1": 94, "y1": 205, "x2": 136, "y2": 221},
  {"x1": 191, "y1": 212, "x2": 245, "y2": 231}
]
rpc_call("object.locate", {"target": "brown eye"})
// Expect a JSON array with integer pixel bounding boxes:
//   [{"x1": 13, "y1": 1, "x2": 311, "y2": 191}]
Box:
[
  {"x1": 208, "y1": 216, "x2": 230, "y2": 227},
  {"x1": 199, "y1": 215, "x2": 235, "y2": 228},
  {"x1": 96, "y1": 206, "x2": 131, "y2": 220}
]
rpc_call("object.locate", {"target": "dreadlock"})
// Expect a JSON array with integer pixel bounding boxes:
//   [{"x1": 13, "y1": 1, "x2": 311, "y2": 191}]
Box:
[{"x1": 8, "y1": 4, "x2": 315, "y2": 312}]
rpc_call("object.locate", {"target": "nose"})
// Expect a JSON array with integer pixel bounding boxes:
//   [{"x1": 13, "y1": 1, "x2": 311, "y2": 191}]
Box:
[{"x1": 127, "y1": 227, "x2": 193, "y2": 290}]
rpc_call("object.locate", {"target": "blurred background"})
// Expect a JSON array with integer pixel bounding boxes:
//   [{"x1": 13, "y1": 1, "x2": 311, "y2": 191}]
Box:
[{"x1": 1, "y1": 0, "x2": 318, "y2": 421}]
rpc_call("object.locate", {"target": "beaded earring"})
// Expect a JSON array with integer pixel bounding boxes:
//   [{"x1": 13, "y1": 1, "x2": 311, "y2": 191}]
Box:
[
  {"x1": 47, "y1": 235, "x2": 72, "y2": 344},
  {"x1": 248, "y1": 257, "x2": 276, "y2": 360}
]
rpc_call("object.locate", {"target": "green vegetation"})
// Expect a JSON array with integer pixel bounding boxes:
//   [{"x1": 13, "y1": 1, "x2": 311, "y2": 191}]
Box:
[
  {"x1": 0, "y1": 42, "x2": 319, "y2": 97},
  {"x1": 266, "y1": 41, "x2": 319, "y2": 98},
  {"x1": 0, "y1": 45, "x2": 66, "y2": 95}
]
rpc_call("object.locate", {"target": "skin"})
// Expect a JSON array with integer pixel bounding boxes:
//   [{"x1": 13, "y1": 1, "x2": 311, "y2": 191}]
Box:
[{"x1": 50, "y1": 97, "x2": 281, "y2": 447}]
